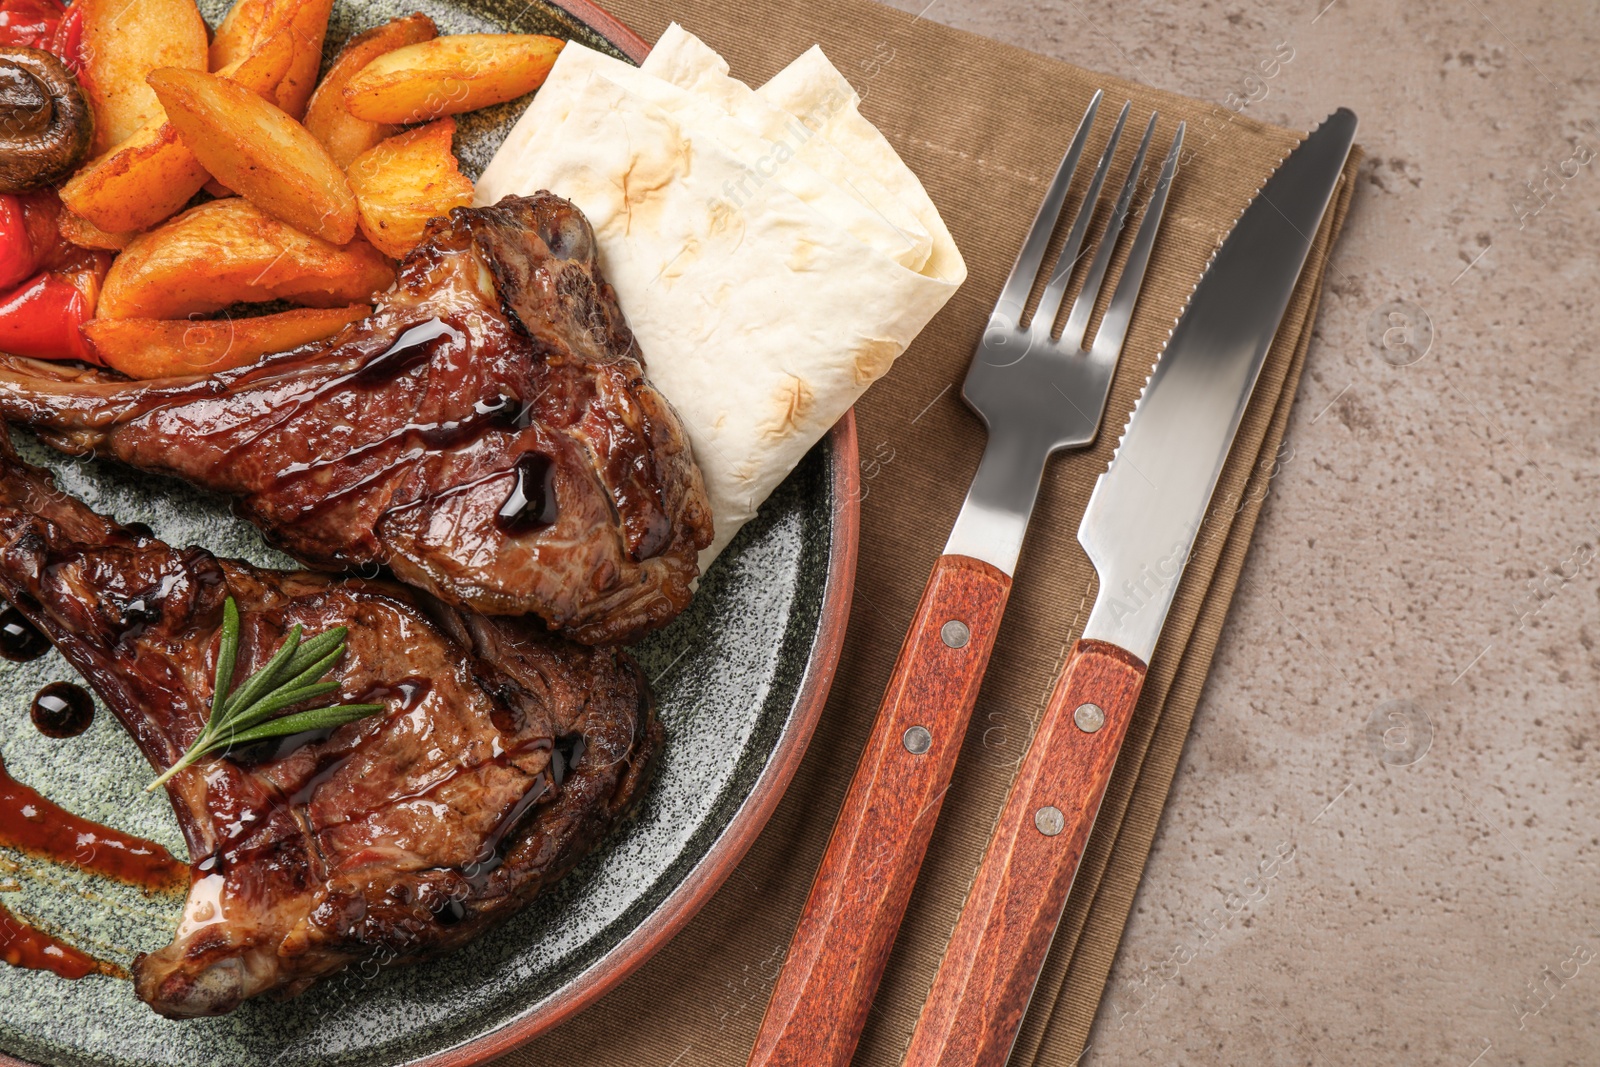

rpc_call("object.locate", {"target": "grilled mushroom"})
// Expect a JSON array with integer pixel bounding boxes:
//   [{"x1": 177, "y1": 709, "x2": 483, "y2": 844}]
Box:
[{"x1": 0, "y1": 46, "x2": 92, "y2": 193}]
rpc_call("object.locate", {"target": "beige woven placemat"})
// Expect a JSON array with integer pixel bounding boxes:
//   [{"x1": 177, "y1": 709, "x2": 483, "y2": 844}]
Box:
[{"x1": 496, "y1": 0, "x2": 1360, "y2": 1062}]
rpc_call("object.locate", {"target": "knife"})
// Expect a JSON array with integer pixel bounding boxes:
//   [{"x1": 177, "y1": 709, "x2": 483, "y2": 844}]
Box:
[{"x1": 902, "y1": 107, "x2": 1358, "y2": 1067}]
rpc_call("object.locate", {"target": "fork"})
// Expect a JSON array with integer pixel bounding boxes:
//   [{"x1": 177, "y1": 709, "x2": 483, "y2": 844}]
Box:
[{"x1": 745, "y1": 91, "x2": 1184, "y2": 1067}]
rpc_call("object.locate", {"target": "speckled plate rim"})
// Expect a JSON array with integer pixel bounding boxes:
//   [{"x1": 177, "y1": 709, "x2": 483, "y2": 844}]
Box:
[{"x1": 0, "y1": 3, "x2": 859, "y2": 1064}]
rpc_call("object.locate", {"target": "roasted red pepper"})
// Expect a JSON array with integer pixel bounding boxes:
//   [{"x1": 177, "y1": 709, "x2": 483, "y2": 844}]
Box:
[
  {"x1": 0, "y1": 196, "x2": 33, "y2": 291},
  {"x1": 47, "y1": 2, "x2": 82, "y2": 71},
  {"x1": 0, "y1": 0, "x2": 61, "y2": 47},
  {"x1": 0, "y1": 234, "x2": 107, "y2": 365},
  {"x1": 0, "y1": 0, "x2": 66, "y2": 49},
  {"x1": 0, "y1": 271, "x2": 92, "y2": 363},
  {"x1": 0, "y1": 190, "x2": 71, "y2": 290},
  {"x1": 0, "y1": 0, "x2": 81, "y2": 70}
]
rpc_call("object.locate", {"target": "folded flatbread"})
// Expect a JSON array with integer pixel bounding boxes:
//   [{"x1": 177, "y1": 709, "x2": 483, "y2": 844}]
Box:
[{"x1": 478, "y1": 26, "x2": 966, "y2": 566}]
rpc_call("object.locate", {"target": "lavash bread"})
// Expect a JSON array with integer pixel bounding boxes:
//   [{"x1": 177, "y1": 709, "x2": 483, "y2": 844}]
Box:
[{"x1": 476, "y1": 26, "x2": 966, "y2": 567}]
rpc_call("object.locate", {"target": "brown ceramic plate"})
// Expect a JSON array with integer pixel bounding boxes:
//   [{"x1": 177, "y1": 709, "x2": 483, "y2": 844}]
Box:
[{"x1": 0, "y1": 2, "x2": 858, "y2": 1065}]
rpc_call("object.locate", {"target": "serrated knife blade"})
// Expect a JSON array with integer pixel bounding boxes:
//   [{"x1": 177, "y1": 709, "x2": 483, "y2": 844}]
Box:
[
  {"x1": 1079, "y1": 107, "x2": 1358, "y2": 662},
  {"x1": 904, "y1": 108, "x2": 1357, "y2": 1067}
]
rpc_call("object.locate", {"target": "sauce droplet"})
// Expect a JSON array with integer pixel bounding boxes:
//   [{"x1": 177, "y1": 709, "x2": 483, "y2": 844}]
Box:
[
  {"x1": 473, "y1": 394, "x2": 518, "y2": 422},
  {"x1": 496, "y1": 454, "x2": 558, "y2": 534},
  {"x1": 0, "y1": 606, "x2": 49, "y2": 662},
  {"x1": 431, "y1": 897, "x2": 468, "y2": 926},
  {"x1": 551, "y1": 733, "x2": 586, "y2": 786},
  {"x1": 30, "y1": 682, "x2": 93, "y2": 739}
]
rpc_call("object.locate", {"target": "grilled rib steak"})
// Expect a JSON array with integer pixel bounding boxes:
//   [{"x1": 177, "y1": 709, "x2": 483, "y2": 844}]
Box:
[
  {"x1": 0, "y1": 427, "x2": 661, "y2": 1017},
  {"x1": 0, "y1": 193, "x2": 713, "y2": 645}
]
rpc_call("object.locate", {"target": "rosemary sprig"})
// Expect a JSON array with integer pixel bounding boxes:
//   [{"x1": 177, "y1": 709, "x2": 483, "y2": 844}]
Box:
[{"x1": 147, "y1": 597, "x2": 385, "y2": 791}]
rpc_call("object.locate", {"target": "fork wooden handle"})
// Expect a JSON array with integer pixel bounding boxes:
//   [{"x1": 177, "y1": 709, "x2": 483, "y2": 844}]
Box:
[
  {"x1": 904, "y1": 639, "x2": 1146, "y2": 1067},
  {"x1": 748, "y1": 554, "x2": 1011, "y2": 1067}
]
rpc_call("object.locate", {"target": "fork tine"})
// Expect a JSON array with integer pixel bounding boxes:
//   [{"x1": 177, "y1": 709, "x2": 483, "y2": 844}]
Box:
[
  {"x1": 1059, "y1": 112, "x2": 1157, "y2": 351},
  {"x1": 1031, "y1": 100, "x2": 1132, "y2": 338},
  {"x1": 992, "y1": 90, "x2": 1103, "y2": 324},
  {"x1": 1090, "y1": 121, "x2": 1185, "y2": 362}
]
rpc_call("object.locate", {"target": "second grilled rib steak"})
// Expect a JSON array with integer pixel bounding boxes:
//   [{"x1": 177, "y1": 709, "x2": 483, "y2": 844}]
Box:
[
  {"x1": 0, "y1": 194, "x2": 713, "y2": 645},
  {"x1": 0, "y1": 427, "x2": 660, "y2": 1017}
]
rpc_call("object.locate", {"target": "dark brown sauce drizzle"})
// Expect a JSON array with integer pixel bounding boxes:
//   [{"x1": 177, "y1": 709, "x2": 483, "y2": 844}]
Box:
[
  {"x1": 262, "y1": 318, "x2": 553, "y2": 533},
  {"x1": 356, "y1": 678, "x2": 431, "y2": 712},
  {"x1": 0, "y1": 902, "x2": 125, "y2": 980},
  {"x1": 240, "y1": 314, "x2": 566, "y2": 546},
  {"x1": 351, "y1": 318, "x2": 460, "y2": 386},
  {"x1": 251, "y1": 315, "x2": 563, "y2": 541},
  {"x1": 458, "y1": 770, "x2": 551, "y2": 897},
  {"x1": 0, "y1": 755, "x2": 187, "y2": 893},
  {"x1": 452, "y1": 729, "x2": 589, "y2": 902},
  {"x1": 496, "y1": 453, "x2": 558, "y2": 533},
  {"x1": 30, "y1": 682, "x2": 93, "y2": 739},
  {"x1": 0, "y1": 606, "x2": 49, "y2": 662}
]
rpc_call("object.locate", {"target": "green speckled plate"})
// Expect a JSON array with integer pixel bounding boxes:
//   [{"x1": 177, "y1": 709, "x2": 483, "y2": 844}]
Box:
[{"x1": 0, "y1": 3, "x2": 859, "y2": 1064}]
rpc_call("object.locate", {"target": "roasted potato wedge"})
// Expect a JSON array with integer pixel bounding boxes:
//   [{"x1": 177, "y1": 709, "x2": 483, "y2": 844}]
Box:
[
  {"x1": 347, "y1": 119, "x2": 474, "y2": 258},
  {"x1": 149, "y1": 68, "x2": 359, "y2": 245},
  {"x1": 253, "y1": 0, "x2": 336, "y2": 119},
  {"x1": 79, "y1": 0, "x2": 209, "y2": 153},
  {"x1": 84, "y1": 305, "x2": 370, "y2": 377},
  {"x1": 342, "y1": 34, "x2": 565, "y2": 124},
  {"x1": 58, "y1": 123, "x2": 209, "y2": 235},
  {"x1": 58, "y1": 209, "x2": 135, "y2": 251},
  {"x1": 305, "y1": 13, "x2": 439, "y2": 169},
  {"x1": 97, "y1": 199, "x2": 394, "y2": 320},
  {"x1": 209, "y1": 0, "x2": 331, "y2": 117},
  {"x1": 209, "y1": 0, "x2": 269, "y2": 71},
  {"x1": 60, "y1": 31, "x2": 295, "y2": 235},
  {"x1": 215, "y1": 24, "x2": 299, "y2": 91}
]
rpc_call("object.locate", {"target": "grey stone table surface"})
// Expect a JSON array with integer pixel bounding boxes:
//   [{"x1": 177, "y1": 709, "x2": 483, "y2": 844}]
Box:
[{"x1": 875, "y1": 0, "x2": 1600, "y2": 1063}]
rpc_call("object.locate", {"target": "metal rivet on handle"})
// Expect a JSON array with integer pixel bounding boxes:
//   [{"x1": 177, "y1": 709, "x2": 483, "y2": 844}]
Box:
[
  {"x1": 941, "y1": 620, "x2": 970, "y2": 648},
  {"x1": 1035, "y1": 806, "x2": 1065, "y2": 836},
  {"x1": 902, "y1": 725, "x2": 933, "y2": 755},
  {"x1": 1074, "y1": 703, "x2": 1106, "y2": 733}
]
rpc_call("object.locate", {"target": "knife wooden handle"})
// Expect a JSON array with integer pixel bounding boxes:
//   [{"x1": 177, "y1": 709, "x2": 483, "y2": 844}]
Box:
[
  {"x1": 748, "y1": 553, "x2": 1012, "y2": 1067},
  {"x1": 903, "y1": 638, "x2": 1147, "y2": 1067}
]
